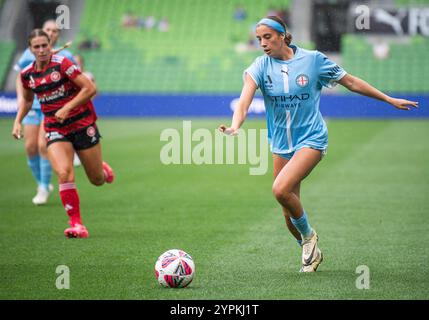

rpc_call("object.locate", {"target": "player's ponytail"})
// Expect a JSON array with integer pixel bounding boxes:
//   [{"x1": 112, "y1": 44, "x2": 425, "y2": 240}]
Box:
[
  {"x1": 28, "y1": 29, "x2": 50, "y2": 46},
  {"x1": 266, "y1": 16, "x2": 292, "y2": 46},
  {"x1": 284, "y1": 32, "x2": 293, "y2": 46}
]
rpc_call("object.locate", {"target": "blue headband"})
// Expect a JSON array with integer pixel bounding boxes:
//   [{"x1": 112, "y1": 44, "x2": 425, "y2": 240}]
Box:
[{"x1": 257, "y1": 18, "x2": 286, "y2": 34}]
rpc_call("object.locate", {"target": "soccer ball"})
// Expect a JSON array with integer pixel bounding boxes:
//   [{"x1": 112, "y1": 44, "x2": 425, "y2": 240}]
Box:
[{"x1": 154, "y1": 249, "x2": 195, "y2": 288}]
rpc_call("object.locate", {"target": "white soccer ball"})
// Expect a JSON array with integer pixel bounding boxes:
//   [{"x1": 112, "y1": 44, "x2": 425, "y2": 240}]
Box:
[{"x1": 154, "y1": 249, "x2": 195, "y2": 288}]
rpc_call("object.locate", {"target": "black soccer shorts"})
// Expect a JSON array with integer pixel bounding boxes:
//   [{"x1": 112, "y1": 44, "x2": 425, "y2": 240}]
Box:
[{"x1": 46, "y1": 124, "x2": 101, "y2": 150}]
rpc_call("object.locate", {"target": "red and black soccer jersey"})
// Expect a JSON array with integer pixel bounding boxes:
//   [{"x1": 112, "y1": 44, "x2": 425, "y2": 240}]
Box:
[{"x1": 21, "y1": 54, "x2": 97, "y2": 135}]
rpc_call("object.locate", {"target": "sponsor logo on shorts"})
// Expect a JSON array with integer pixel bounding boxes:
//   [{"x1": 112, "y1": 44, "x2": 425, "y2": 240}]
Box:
[
  {"x1": 86, "y1": 126, "x2": 96, "y2": 137},
  {"x1": 46, "y1": 131, "x2": 64, "y2": 141},
  {"x1": 50, "y1": 71, "x2": 61, "y2": 82}
]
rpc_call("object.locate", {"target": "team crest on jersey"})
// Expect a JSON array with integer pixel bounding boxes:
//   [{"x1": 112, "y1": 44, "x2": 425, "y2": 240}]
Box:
[
  {"x1": 296, "y1": 74, "x2": 309, "y2": 87},
  {"x1": 50, "y1": 71, "x2": 61, "y2": 82},
  {"x1": 86, "y1": 126, "x2": 96, "y2": 137}
]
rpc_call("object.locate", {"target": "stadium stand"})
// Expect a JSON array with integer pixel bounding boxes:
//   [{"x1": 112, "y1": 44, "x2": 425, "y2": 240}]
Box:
[
  {"x1": 0, "y1": 40, "x2": 15, "y2": 88},
  {"x1": 341, "y1": 34, "x2": 429, "y2": 93},
  {"x1": 0, "y1": 0, "x2": 427, "y2": 94},
  {"x1": 76, "y1": 0, "x2": 291, "y2": 93},
  {"x1": 395, "y1": 0, "x2": 429, "y2": 6}
]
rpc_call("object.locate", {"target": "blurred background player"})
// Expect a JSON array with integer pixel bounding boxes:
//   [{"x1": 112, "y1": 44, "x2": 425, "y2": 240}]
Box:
[
  {"x1": 219, "y1": 16, "x2": 418, "y2": 273},
  {"x1": 12, "y1": 29, "x2": 115, "y2": 238},
  {"x1": 14, "y1": 19, "x2": 77, "y2": 205},
  {"x1": 74, "y1": 54, "x2": 96, "y2": 85}
]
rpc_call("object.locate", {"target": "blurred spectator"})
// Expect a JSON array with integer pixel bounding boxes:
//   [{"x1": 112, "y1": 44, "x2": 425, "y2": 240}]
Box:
[
  {"x1": 277, "y1": 9, "x2": 290, "y2": 27},
  {"x1": 265, "y1": 8, "x2": 291, "y2": 28},
  {"x1": 373, "y1": 41, "x2": 390, "y2": 60},
  {"x1": 122, "y1": 11, "x2": 138, "y2": 27},
  {"x1": 121, "y1": 11, "x2": 170, "y2": 32},
  {"x1": 145, "y1": 16, "x2": 157, "y2": 29},
  {"x1": 247, "y1": 33, "x2": 258, "y2": 50},
  {"x1": 136, "y1": 16, "x2": 146, "y2": 28},
  {"x1": 158, "y1": 17, "x2": 170, "y2": 32},
  {"x1": 233, "y1": 6, "x2": 247, "y2": 21},
  {"x1": 266, "y1": 7, "x2": 278, "y2": 17},
  {"x1": 234, "y1": 28, "x2": 259, "y2": 54},
  {"x1": 74, "y1": 54, "x2": 96, "y2": 83},
  {"x1": 78, "y1": 37, "x2": 101, "y2": 51}
]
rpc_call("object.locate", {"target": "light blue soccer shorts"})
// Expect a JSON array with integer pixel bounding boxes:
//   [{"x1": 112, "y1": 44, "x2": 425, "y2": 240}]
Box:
[
  {"x1": 22, "y1": 109, "x2": 44, "y2": 126},
  {"x1": 274, "y1": 145, "x2": 327, "y2": 160}
]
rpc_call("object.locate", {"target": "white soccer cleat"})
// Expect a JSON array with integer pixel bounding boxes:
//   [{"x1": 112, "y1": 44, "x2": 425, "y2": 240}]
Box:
[
  {"x1": 299, "y1": 230, "x2": 323, "y2": 273},
  {"x1": 32, "y1": 186, "x2": 51, "y2": 205},
  {"x1": 73, "y1": 153, "x2": 81, "y2": 167}
]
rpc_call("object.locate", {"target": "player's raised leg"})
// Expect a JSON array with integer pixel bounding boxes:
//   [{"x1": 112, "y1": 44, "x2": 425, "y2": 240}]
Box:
[
  {"x1": 77, "y1": 142, "x2": 115, "y2": 186},
  {"x1": 272, "y1": 147, "x2": 323, "y2": 272},
  {"x1": 47, "y1": 141, "x2": 88, "y2": 238}
]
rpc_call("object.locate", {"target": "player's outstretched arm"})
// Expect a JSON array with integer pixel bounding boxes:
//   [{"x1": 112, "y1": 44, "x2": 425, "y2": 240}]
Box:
[
  {"x1": 218, "y1": 73, "x2": 257, "y2": 136},
  {"x1": 338, "y1": 73, "x2": 418, "y2": 111},
  {"x1": 12, "y1": 83, "x2": 34, "y2": 139}
]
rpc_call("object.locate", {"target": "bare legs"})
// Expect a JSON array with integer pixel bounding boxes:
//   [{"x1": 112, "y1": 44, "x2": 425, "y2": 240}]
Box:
[
  {"x1": 272, "y1": 148, "x2": 322, "y2": 241},
  {"x1": 47, "y1": 142, "x2": 106, "y2": 186}
]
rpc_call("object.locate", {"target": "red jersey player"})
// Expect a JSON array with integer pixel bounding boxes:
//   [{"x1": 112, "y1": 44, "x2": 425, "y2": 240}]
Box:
[{"x1": 12, "y1": 29, "x2": 115, "y2": 238}]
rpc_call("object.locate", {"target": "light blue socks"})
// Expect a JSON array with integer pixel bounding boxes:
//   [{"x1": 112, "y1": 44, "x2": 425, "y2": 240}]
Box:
[
  {"x1": 27, "y1": 155, "x2": 52, "y2": 190},
  {"x1": 290, "y1": 211, "x2": 313, "y2": 239},
  {"x1": 27, "y1": 155, "x2": 41, "y2": 186},
  {"x1": 39, "y1": 156, "x2": 52, "y2": 191}
]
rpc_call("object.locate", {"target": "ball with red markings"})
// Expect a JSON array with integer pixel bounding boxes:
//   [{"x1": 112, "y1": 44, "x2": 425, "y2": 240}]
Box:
[{"x1": 154, "y1": 249, "x2": 195, "y2": 288}]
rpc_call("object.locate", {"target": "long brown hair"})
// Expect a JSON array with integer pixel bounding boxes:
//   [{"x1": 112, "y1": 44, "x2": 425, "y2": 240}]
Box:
[
  {"x1": 266, "y1": 16, "x2": 292, "y2": 46},
  {"x1": 27, "y1": 29, "x2": 50, "y2": 46}
]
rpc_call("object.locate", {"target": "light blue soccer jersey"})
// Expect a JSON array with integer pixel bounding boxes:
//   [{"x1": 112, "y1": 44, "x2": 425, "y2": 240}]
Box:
[
  {"x1": 245, "y1": 45, "x2": 346, "y2": 155},
  {"x1": 14, "y1": 48, "x2": 76, "y2": 110}
]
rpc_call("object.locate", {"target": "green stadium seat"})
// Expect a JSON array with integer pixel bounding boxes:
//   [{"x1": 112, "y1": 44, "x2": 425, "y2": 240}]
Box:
[
  {"x1": 0, "y1": 41, "x2": 15, "y2": 88},
  {"x1": 75, "y1": 0, "x2": 428, "y2": 93},
  {"x1": 341, "y1": 35, "x2": 429, "y2": 93},
  {"x1": 77, "y1": 0, "x2": 290, "y2": 93}
]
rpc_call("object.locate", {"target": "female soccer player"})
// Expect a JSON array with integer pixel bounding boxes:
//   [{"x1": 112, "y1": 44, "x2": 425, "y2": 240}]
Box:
[
  {"x1": 219, "y1": 16, "x2": 418, "y2": 272},
  {"x1": 12, "y1": 29, "x2": 115, "y2": 238},
  {"x1": 15, "y1": 20, "x2": 77, "y2": 205}
]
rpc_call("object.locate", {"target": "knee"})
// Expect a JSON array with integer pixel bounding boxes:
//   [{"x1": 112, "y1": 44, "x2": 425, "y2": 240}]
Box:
[
  {"x1": 25, "y1": 142, "x2": 38, "y2": 157},
  {"x1": 38, "y1": 143, "x2": 47, "y2": 158},
  {"x1": 89, "y1": 174, "x2": 105, "y2": 186},
  {"x1": 56, "y1": 167, "x2": 74, "y2": 183},
  {"x1": 272, "y1": 182, "x2": 293, "y2": 203}
]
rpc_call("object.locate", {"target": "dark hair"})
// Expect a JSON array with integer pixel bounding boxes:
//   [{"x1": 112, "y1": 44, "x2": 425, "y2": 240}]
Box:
[
  {"x1": 28, "y1": 29, "x2": 50, "y2": 46},
  {"x1": 266, "y1": 16, "x2": 292, "y2": 46}
]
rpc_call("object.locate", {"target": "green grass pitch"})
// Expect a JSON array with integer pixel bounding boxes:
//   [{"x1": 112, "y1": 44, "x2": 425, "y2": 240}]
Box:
[{"x1": 0, "y1": 118, "x2": 428, "y2": 299}]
